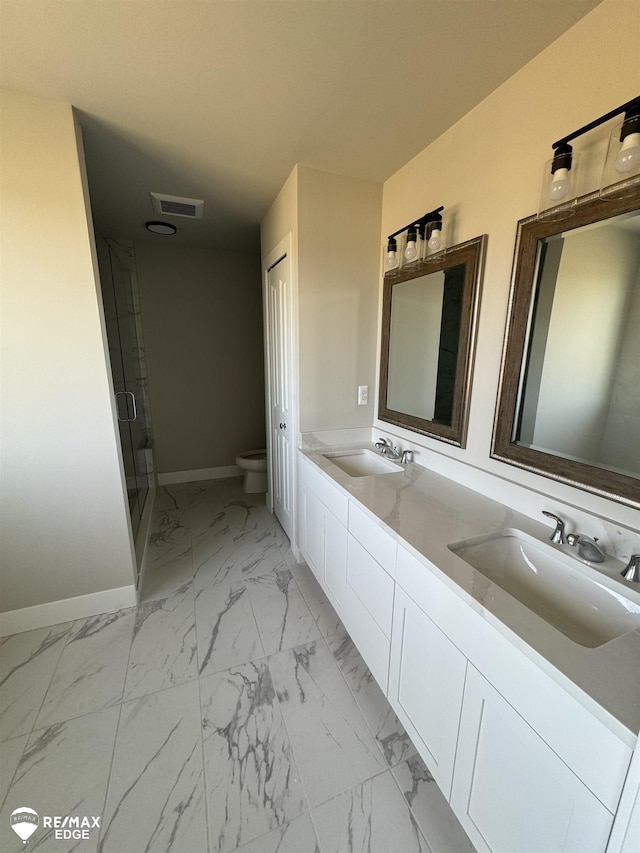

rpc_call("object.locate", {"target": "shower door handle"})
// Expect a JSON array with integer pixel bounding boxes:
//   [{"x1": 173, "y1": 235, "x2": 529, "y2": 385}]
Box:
[{"x1": 116, "y1": 391, "x2": 137, "y2": 422}]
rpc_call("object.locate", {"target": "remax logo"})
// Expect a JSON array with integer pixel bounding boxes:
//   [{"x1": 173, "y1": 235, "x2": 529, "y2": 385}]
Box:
[
  {"x1": 10, "y1": 808, "x2": 39, "y2": 844},
  {"x1": 9, "y1": 808, "x2": 102, "y2": 844}
]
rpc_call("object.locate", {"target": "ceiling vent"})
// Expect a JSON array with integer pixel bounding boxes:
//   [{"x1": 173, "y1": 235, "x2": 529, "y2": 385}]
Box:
[{"x1": 150, "y1": 192, "x2": 204, "y2": 219}]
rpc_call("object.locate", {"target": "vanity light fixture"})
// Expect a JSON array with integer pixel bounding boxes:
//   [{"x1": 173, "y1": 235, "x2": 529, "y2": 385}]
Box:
[
  {"x1": 539, "y1": 95, "x2": 640, "y2": 219},
  {"x1": 384, "y1": 206, "x2": 445, "y2": 275},
  {"x1": 145, "y1": 220, "x2": 177, "y2": 235}
]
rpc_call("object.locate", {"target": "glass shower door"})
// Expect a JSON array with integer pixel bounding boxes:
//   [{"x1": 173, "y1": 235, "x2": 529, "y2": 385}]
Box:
[{"x1": 97, "y1": 237, "x2": 151, "y2": 541}]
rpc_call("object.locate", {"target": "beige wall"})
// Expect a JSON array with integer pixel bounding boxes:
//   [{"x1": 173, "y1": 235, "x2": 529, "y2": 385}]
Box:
[
  {"x1": 261, "y1": 165, "x2": 382, "y2": 433},
  {"x1": 297, "y1": 167, "x2": 382, "y2": 431},
  {"x1": 377, "y1": 0, "x2": 640, "y2": 527},
  {"x1": 0, "y1": 90, "x2": 135, "y2": 613},
  {"x1": 135, "y1": 243, "x2": 265, "y2": 474}
]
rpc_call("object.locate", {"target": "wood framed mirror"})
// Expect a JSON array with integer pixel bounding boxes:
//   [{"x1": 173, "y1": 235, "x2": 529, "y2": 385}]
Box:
[
  {"x1": 378, "y1": 235, "x2": 486, "y2": 447},
  {"x1": 492, "y1": 190, "x2": 640, "y2": 508}
]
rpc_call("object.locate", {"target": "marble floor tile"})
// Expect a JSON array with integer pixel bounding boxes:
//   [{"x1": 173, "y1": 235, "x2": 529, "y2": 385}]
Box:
[
  {"x1": 0, "y1": 623, "x2": 72, "y2": 741},
  {"x1": 99, "y1": 681, "x2": 207, "y2": 853},
  {"x1": 229, "y1": 813, "x2": 320, "y2": 853},
  {"x1": 268, "y1": 640, "x2": 385, "y2": 806},
  {"x1": 195, "y1": 528, "x2": 288, "y2": 592},
  {"x1": 140, "y1": 540, "x2": 194, "y2": 602},
  {"x1": 195, "y1": 583, "x2": 265, "y2": 678},
  {"x1": 200, "y1": 661, "x2": 307, "y2": 853},
  {"x1": 290, "y1": 563, "x2": 344, "y2": 637},
  {"x1": 152, "y1": 485, "x2": 187, "y2": 517},
  {"x1": 0, "y1": 735, "x2": 27, "y2": 809},
  {"x1": 0, "y1": 706, "x2": 120, "y2": 853},
  {"x1": 147, "y1": 509, "x2": 190, "y2": 558},
  {"x1": 243, "y1": 570, "x2": 322, "y2": 655},
  {"x1": 220, "y1": 528, "x2": 289, "y2": 585},
  {"x1": 393, "y1": 755, "x2": 476, "y2": 853},
  {"x1": 312, "y1": 770, "x2": 431, "y2": 853},
  {"x1": 192, "y1": 528, "x2": 237, "y2": 592},
  {"x1": 189, "y1": 485, "x2": 264, "y2": 539},
  {"x1": 327, "y1": 629, "x2": 416, "y2": 767},
  {"x1": 123, "y1": 582, "x2": 197, "y2": 701},
  {"x1": 35, "y1": 609, "x2": 135, "y2": 729},
  {"x1": 278, "y1": 542, "x2": 298, "y2": 569}
]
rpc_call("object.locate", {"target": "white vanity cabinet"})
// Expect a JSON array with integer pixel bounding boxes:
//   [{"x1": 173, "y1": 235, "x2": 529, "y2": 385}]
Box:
[
  {"x1": 296, "y1": 454, "x2": 634, "y2": 853},
  {"x1": 451, "y1": 665, "x2": 614, "y2": 853},
  {"x1": 393, "y1": 542, "x2": 630, "y2": 853},
  {"x1": 298, "y1": 457, "x2": 348, "y2": 616}
]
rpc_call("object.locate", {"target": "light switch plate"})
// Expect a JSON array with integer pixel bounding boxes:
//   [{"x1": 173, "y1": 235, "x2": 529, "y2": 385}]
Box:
[{"x1": 357, "y1": 385, "x2": 369, "y2": 405}]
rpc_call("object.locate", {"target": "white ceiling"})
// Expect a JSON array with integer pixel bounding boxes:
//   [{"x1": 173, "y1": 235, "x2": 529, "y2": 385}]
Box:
[{"x1": 0, "y1": 0, "x2": 603, "y2": 252}]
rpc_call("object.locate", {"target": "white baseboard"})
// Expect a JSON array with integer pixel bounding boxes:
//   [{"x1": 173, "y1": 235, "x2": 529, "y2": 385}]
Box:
[
  {"x1": 0, "y1": 585, "x2": 138, "y2": 637},
  {"x1": 158, "y1": 465, "x2": 241, "y2": 485}
]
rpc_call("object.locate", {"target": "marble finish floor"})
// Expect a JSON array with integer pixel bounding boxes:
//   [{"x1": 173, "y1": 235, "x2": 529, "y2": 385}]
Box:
[{"x1": 0, "y1": 478, "x2": 474, "y2": 853}]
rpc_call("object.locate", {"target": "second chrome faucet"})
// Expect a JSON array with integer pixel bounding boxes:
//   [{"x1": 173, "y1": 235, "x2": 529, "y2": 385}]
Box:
[
  {"x1": 542, "y1": 510, "x2": 606, "y2": 562},
  {"x1": 542, "y1": 509, "x2": 618, "y2": 566}
]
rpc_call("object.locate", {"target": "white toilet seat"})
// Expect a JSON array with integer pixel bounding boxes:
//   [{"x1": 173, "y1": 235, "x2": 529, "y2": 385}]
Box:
[
  {"x1": 235, "y1": 450, "x2": 267, "y2": 471},
  {"x1": 236, "y1": 450, "x2": 268, "y2": 493}
]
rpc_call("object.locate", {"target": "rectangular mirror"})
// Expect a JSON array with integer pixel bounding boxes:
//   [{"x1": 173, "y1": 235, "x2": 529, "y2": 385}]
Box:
[
  {"x1": 379, "y1": 235, "x2": 486, "y2": 447},
  {"x1": 492, "y1": 191, "x2": 640, "y2": 508}
]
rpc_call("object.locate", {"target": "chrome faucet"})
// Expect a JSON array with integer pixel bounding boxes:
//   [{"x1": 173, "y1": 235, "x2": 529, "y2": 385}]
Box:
[
  {"x1": 566, "y1": 533, "x2": 606, "y2": 563},
  {"x1": 542, "y1": 511, "x2": 566, "y2": 544},
  {"x1": 401, "y1": 449, "x2": 413, "y2": 464},
  {"x1": 621, "y1": 555, "x2": 640, "y2": 583},
  {"x1": 375, "y1": 438, "x2": 402, "y2": 460}
]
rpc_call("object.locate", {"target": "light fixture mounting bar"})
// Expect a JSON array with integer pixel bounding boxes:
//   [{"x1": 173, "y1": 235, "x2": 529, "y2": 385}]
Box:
[
  {"x1": 387, "y1": 205, "x2": 444, "y2": 241},
  {"x1": 552, "y1": 95, "x2": 640, "y2": 150}
]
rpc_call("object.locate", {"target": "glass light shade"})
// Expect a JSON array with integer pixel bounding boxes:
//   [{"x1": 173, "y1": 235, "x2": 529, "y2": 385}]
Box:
[
  {"x1": 538, "y1": 153, "x2": 579, "y2": 221},
  {"x1": 401, "y1": 226, "x2": 422, "y2": 268},
  {"x1": 600, "y1": 121, "x2": 640, "y2": 200},
  {"x1": 424, "y1": 219, "x2": 446, "y2": 258}
]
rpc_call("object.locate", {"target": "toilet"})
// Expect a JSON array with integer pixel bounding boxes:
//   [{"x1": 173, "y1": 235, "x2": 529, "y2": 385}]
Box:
[{"x1": 235, "y1": 449, "x2": 268, "y2": 493}]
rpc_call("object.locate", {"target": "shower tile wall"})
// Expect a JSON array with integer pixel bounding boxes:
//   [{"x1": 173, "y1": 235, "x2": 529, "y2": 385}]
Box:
[{"x1": 0, "y1": 479, "x2": 475, "y2": 853}]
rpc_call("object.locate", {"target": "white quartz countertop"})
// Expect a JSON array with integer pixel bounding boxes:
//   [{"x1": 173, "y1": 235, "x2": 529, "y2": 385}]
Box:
[{"x1": 300, "y1": 443, "x2": 640, "y2": 745}]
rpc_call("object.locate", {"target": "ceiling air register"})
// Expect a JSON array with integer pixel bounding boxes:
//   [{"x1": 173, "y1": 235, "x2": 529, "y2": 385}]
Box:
[{"x1": 150, "y1": 192, "x2": 205, "y2": 219}]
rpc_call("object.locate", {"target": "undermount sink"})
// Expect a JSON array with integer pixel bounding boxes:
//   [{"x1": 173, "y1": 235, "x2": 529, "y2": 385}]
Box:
[
  {"x1": 448, "y1": 529, "x2": 640, "y2": 648},
  {"x1": 323, "y1": 448, "x2": 403, "y2": 477}
]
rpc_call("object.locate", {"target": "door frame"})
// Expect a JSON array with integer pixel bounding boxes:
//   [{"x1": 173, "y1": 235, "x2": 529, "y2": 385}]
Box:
[{"x1": 262, "y1": 231, "x2": 300, "y2": 558}]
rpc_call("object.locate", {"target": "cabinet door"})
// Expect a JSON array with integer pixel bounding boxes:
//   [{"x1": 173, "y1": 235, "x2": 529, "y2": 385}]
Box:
[
  {"x1": 451, "y1": 665, "x2": 613, "y2": 853},
  {"x1": 323, "y1": 508, "x2": 347, "y2": 612},
  {"x1": 388, "y1": 586, "x2": 467, "y2": 797},
  {"x1": 302, "y1": 488, "x2": 325, "y2": 585},
  {"x1": 299, "y1": 482, "x2": 347, "y2": 614}
]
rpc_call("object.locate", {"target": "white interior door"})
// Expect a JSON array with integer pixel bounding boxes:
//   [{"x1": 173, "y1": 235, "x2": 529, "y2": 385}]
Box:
[{"x1": 265, "y1": 251, "x2": 294, "y2": 541}]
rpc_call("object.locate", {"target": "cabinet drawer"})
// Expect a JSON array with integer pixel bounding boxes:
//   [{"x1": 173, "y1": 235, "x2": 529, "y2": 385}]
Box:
[
  {"x1": 300, "y1": 456, "x2": 348, "y2": 526},
  {"x1": 344, "y1": 583, "x2": 391, "y2": 693},
  {"x1": 347, "y1": 535, "x2": 394, "y2": 637},
  {"x1": 348, "y1": 501, "x2": 397, "y2": 576},
  {"x1": 451, "y1": 665, "x2": 613, "y2": 853}
]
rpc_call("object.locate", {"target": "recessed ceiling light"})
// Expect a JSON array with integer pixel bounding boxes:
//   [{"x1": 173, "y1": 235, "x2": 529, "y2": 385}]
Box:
[{"x1": 145, "y1": 220, "x2": 177, "y2": 235}]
